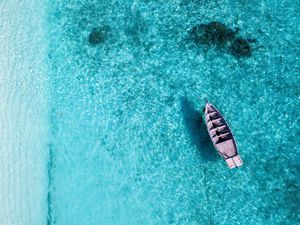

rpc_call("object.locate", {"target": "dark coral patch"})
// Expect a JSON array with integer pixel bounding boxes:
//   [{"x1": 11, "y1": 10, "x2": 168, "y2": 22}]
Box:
[
  {"x1": 229, "y1": 38, "x2": 252, "y2": 57},
  {"x1": 190, "y1": 21, "x2": 255, "y2": 58},
  {"x1": 88, "y1": 25, "x2": 111, "y2": 45},
  {"x1": 191, "y1": 21, "x2": 237, "y2": 46}
]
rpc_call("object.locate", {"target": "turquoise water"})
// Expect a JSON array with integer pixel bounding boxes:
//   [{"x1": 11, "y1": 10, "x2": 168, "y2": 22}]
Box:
[
  {"x1": 0, "y1": 1, "x2": 49, "y2": 224},
  {"x1": 1, "y1": 0, "x2": 299, "y2": 224},
  {"x1": 46, "y1": 1, "x2": 299, "y2": 224}
]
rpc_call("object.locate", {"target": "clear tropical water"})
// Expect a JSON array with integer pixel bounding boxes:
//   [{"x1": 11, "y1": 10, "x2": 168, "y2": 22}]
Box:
[
  {"x1": 0, "y1": 0, "x2": 299, "y2": 225},
  {"x1": 0, "y1": 1, "x2": 49, "y2": 224}
]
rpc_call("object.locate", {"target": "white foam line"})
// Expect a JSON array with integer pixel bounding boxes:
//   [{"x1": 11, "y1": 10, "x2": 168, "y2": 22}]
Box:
[{"x1": 0, "y1": 1, "x2": 50, "y2": 225}]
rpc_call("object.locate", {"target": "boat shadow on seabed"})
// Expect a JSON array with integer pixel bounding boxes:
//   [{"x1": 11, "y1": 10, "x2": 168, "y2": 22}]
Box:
[{"x1": 180, "y1": 97, "x2": 219, "y2": 161}]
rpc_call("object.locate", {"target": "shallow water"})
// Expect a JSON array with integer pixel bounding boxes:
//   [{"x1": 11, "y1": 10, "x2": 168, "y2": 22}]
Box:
[
  {"x1": 1, "y1": 0, "x2": 299, "y2": 224},
  {"x1": 0, "y1": 1, "x2": 49, "y2": 225},
  {"x1": 45, "y1": 0, "x2": 299, "y2": 224}
]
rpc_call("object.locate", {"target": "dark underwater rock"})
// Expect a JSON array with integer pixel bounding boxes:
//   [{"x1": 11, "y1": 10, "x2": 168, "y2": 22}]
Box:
[
  {"x1": 229, "y1": 38, "x2": 252, "y2": 57},
  {"x1": 191, "y1": 21, "x2": 237, "y2": 46},
  {"x1": 190, "y1": 21, "x2": 255, "y2": 58},
  {"x1": 88, "y1": 25, "x2": 111, "y2": 45}
]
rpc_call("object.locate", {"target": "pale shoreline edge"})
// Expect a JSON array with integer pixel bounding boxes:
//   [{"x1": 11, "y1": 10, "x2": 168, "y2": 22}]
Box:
[{"x1": 0, "y1": 1, "x2": 50, "y2": 225}]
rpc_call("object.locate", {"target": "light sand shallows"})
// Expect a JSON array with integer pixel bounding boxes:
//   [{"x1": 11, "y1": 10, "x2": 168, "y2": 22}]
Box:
[{"x1": 0, "y1": 1, "x2": 50, "y2": 225}]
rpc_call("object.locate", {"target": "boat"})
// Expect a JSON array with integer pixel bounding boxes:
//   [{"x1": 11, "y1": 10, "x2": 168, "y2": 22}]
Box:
[{"x1": 204, "y1": 101, "x2": 243, "y2": 169}]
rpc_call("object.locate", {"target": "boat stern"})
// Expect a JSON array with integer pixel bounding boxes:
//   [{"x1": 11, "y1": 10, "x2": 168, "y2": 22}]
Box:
[{"x1": 225, "y1": 155, "x2": 243, "y2": 169}]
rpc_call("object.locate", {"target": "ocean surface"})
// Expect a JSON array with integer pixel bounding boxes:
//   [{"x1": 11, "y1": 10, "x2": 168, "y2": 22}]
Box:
[
  {"x1": 0, "y1": 0, "x2": 299, "y2": 224},
  {"x1": 0, "y1": 1, "x2": 49, "y2": 225}
]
